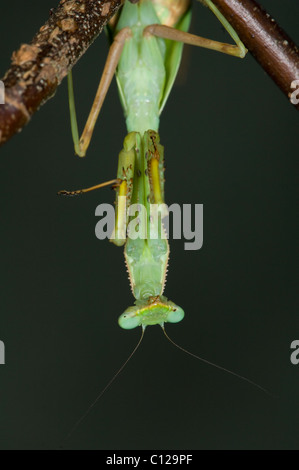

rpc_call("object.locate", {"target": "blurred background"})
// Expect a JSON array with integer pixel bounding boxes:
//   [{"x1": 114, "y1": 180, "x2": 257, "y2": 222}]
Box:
[{"x1": 0, "y1": 0, "x2": 298, "y2": 450}]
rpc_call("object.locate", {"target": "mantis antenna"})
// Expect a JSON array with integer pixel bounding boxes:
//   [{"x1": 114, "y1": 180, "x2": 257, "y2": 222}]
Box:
[
  {"x1": 65, "y1": 326, "x2": 145, "y2": 441},
  {"x1": 161, "y1": 325, "x2": 275, "y2": 398}
]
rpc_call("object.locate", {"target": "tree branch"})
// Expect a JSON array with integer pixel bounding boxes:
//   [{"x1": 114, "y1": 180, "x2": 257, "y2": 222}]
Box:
[
  {"x1": 0, "y1": 0, "x2": 124, "y2": 146},
  {"x1": 211, "y1": 0, "x2": 299, "y2": 109},
  {"x1": 0, "y1": 0, "x2": 298, "y2": 148}
]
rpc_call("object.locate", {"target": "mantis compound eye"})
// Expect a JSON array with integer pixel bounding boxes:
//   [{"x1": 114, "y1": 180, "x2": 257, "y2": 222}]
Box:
[
  {"x1": 118, "y1": 311, "x2": 141, "y2": 330},
  {"x1": 166, "y1": 305, "x2": 185, "y2": 324},
  {"x1": 118, "y1": 297, "x2": 185, "y2": 329}
]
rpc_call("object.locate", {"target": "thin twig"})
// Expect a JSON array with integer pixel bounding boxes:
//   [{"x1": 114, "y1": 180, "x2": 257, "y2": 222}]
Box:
[{"x1": 211, "y1": 0, "x2": 299, "y2": 109}]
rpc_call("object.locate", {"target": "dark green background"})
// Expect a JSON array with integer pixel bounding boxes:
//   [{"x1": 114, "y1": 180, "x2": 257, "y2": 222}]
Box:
[{"x1": 0, "y1": 0, "x2": 298, "y2": 450}]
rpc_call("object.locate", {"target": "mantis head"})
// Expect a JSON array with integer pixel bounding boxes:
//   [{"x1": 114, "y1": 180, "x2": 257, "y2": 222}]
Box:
[{"x1": 118, "y1": 295, "x2": 184, "y2": 329}]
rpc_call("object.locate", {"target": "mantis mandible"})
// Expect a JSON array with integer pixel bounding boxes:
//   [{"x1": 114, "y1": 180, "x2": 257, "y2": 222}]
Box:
[{"x1": 61, "y1": 0, "x2": 247, "y2": 331}]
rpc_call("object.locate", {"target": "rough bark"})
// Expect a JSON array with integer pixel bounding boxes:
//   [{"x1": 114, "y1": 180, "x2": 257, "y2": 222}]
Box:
[{"x1": 0, "y1": 0, "x2": 124, "y2": 146}]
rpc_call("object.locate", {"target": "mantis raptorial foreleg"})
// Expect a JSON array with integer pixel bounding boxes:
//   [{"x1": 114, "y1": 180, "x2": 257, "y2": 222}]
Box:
[
  {"x1": 110, "y1": 132, "x2": 137, "y2": 246},
  {"x1": 111, "y1": 131, "x2": 167, "y2": 246},
  {"x1": 68, "y1": 27, "x2": 132, "y2": 157},
  {"x1": 59, "y1": 132, "x2": 137, "y2": 246}
]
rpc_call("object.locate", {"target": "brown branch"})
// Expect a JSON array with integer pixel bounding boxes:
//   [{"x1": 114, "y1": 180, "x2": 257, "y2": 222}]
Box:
[
  {"x1": 0, "y1": 0, "x2": 124, "y2": 147},
  {"x1": 1, "y1": 0, "x2": 298, "y2": 148},
  {"x1": 211, "y1": 0, "x2": 299, "y2": 109}
]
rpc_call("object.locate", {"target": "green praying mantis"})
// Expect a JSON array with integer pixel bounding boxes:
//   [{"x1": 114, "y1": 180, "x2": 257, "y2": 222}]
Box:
[
  {"x1": 61, "y1": 0, "x2": 247, "y2": 331},
  {"x1": 1, "y1": 0, "x2": 285, "y2": 444},
  {"x1": 58, "y1": 1, "x2": 275, "y2": 434}
]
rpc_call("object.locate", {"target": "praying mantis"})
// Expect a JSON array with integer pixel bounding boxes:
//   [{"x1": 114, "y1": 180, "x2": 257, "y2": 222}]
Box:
[
  {"x1": 0, "y1": 0, "x2": 298, "y2": 449},
  {"x1": 61, "y1": 0, "x2": 246, "y2": 331}
]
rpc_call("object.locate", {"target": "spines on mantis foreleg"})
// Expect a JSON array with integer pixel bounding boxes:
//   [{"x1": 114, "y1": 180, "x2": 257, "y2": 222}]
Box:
[
  {"x1": 143, "y1": 130, "x2": 168, "y2": 220},
  {"x1": 110, "y1": 132, "x2": 139, "y2": 246}
]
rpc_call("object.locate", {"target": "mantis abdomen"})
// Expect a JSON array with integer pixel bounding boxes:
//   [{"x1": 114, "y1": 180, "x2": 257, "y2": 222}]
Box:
[{"x1": 113, "y1": 0, "x2": 191, "y2": 134}]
